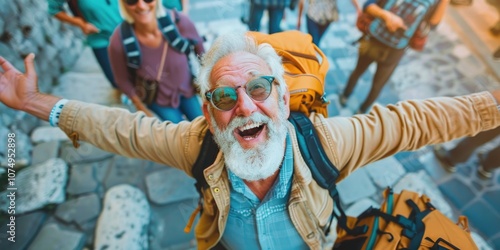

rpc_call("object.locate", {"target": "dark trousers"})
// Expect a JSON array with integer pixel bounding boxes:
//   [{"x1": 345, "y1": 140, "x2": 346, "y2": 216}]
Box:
[
  {"x1": 247, "y1": 4, "x2": 285, "y2": 34},
  {"x1": 448, "y1": 126, "x2": 500, "y2": 171},
  {"x1": 306, "y1": 15, "x2": 330, "y2": 46},
  {"x1": 92, "y1": 46, "x2": 117, "y2": 88},
  {"x1": 343, "y1": 38, "x2": 405, "y2": 112}
]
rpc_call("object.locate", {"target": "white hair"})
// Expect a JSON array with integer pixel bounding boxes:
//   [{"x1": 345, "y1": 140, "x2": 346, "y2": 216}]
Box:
[
  {"x1": 197, "y1": 32, "x2": 287, "y2": 101},
  {"x1": 118, "y1": 0, "x2": 167, "y2": 24}
]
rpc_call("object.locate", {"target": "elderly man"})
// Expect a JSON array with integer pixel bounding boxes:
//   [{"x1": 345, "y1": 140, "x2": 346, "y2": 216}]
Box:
[{"x1": 1, "y1": 32, "x2": 500, "y2": 249}]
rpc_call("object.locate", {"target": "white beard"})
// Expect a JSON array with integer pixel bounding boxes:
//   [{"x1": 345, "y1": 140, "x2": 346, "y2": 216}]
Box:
[{"x1": 211, "y1": 108, "x2": 288, "y2": 181}]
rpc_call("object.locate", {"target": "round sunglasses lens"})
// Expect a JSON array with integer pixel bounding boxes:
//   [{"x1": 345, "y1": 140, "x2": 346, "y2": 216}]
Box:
[
  {"x1": 144, "y1": 0, "x2": 155, "y2": 3},
  {"x1": 212, "y1": 87, "x2": 238, "y2": 110},
  {"x1": 247, "y1": 78, "x2": 272, "y2": 101}
]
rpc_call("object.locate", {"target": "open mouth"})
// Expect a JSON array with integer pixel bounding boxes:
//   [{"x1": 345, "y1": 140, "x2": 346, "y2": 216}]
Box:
[{"x1": 237, "y1": 122, "x2": 265, "y2": 140}]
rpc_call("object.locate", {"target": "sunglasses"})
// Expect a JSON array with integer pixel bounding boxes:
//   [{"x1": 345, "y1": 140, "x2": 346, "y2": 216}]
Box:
[
  {"x1": 205, "y1": 76, "x2": 275, "y2": 111},
  {"x1": 124, "y1": 0, "x2": 155, "y2": 6}
]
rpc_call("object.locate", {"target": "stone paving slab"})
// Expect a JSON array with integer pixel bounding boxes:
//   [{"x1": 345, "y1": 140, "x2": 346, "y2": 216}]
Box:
[{"x1": 337, "y1": 168, "x2": 377, "y2": 205}]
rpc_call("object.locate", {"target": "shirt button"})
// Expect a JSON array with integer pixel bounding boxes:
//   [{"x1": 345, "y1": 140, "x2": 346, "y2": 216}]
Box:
[
  {"x1": 208, "y1": 174, "x2": 214, "y2": 180},
  {"x1": 307, "y1": 232, "x2": 315, "y2": 239},
  {"x1": 213, "y1": 187, "x2": 220, "y2": 193}
]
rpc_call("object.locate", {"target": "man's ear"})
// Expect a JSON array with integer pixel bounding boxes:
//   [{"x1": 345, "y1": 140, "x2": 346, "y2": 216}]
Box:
[
  {"x1": 202, "y1": 103, "x2": 215, "y2": 133},
  {"x1": 283, "y1": 90, "x2": 290, "y2": 118}
]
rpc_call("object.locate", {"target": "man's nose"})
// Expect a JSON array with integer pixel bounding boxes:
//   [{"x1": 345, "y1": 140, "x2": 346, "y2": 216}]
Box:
[{"x1": 234, "y1": 88, "x2": 257, "y2": 116}]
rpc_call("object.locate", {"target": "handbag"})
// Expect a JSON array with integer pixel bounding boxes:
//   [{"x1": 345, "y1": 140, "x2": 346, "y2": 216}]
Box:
[{"x1": 134, "y1": 41, "x2": 168, "y2": 105}]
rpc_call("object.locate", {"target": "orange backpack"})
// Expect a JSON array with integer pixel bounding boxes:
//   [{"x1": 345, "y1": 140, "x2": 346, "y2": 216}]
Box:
[
  {"x1": 334, "y1": 188, "x2": 478, "y2": 250},
  {"x1": 247, "y1": 31, "x2": 330, "y2": 117}
]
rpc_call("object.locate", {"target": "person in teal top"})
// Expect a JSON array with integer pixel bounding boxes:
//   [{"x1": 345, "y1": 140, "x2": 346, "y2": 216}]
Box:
[
  {"x1": 163, "y1": 0, "x2": 190, "y2": 13},
  {"x1": 47, "y1": 0, "x2": 122, "y2": 88}
]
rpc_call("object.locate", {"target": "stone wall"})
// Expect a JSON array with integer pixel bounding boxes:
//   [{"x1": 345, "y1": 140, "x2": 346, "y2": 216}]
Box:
[{"x1": 0, "y1": 0, "x2": 84, "y2": 137}]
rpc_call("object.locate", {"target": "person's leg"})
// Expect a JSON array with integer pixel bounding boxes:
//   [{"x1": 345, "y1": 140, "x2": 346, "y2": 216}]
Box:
[
  {"x1": 248, "y1": 3, "x2": 265, "y2": 32},
  {"x1": 306, "y1": 16, "x2": 330, "y2": 46},
  {"x1": 358, "y1": 48, "x2": 405, "y2": 113},
  {"x1": 306, "y1": 16, "x2": 321, "y2": 45},
  {"x1": 179, "y1": 95, "x2": 203, "y2": 121},
  {"x1": 92, "y1": 47, "x2": 117, "y2": 88},
  {"x1": 435, "y1": 126, "x2": 500, "y2": 173},
  {"x1": 267, "y1": 6, "x2": 285, "y2": 34},
  {"x1": 479, "y1": 144, "x2": 500, "y2": 175},
  {"x1": 148, "y1": 103, "x2": 184, "y2": 123},
  {"x1": 316, "y1": 22, "x2": 331, "y2": 46},
  {"x1": 448, "y1": 126, "x2": 500, "y2": 163},
  {"x1": 342, "y1": 52, "x2": 375, "y2": 104}
]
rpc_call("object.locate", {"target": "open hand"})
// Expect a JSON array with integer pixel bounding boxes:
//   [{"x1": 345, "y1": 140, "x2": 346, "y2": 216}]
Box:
[{"x1": 0, "y1": 54, "x2": 38, "y2": 110}]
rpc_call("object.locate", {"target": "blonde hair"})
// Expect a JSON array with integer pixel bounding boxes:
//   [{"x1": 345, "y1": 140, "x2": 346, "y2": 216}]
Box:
[{"x1": 118, "y1": 0, "x2": 167, "y2": 24}]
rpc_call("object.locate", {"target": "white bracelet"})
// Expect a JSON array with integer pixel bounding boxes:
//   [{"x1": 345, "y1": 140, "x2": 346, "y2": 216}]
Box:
[{"x1": 49, "y1": 99, "x2": 68, "y2": 127}]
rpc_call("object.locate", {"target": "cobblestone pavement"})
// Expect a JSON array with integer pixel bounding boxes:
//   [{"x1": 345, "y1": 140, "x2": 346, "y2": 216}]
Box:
[{"x1": 3, "y1": 0, "x2": 499, "y2": 249}]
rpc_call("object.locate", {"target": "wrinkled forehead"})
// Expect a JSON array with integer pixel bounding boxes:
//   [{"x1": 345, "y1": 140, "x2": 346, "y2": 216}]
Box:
[{"x1": 209, "y1": 51, "x2": 272, "y2": 88}]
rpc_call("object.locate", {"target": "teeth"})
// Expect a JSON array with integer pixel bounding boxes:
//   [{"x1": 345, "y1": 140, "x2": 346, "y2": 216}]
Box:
[{"x1": 238, "y1": 122, "x2": 262, "y2": 132}]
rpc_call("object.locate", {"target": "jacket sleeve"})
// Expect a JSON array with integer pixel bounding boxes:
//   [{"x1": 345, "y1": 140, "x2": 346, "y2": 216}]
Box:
[
  {"x1": 58, "y1": 100, "x2": 207, "y2": 175},
  {"x1": 316, "y1": 91, "x2": 500, "y2": 181}
]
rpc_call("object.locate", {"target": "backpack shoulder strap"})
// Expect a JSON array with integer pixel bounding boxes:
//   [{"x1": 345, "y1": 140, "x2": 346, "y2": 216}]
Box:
[
  {"x1": 288, "y1": 112, "x2": 339, "y2": 197},
  {"x1": 157, "y1": 11, "x2": 193, "y2": 54},
  {"x1": 192, "y1": 130, "x2": 219, "y2": 194},
  {"x1": 119, "y1": 21, "x2": 141, "y2": 70},
  {"x1": 288, "y1": 112, "x2": 367, "y2": 236}
]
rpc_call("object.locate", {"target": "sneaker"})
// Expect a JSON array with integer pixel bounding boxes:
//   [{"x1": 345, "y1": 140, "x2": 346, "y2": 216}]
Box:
[
  {"x1": 476, "y1": 153, "x2": 493, "y2": 179},
  {"x1": 432, "y1": 145, "x2": 457, "y2": 172},
  {"x1": 493, "y1": 47, "x2": 500, "y2": 61}
]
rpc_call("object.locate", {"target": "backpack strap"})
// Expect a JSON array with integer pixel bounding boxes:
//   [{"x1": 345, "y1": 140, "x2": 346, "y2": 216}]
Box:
[
  {"x1": 192, "y1": 130, "x2": 219, "y2": 198},
  {"x1": 288, "y1": 112, "x2": 366, "y2": 236},
  {"x1": 119, "y1": 21, "x2": 141, "y2": 70},
  {"x1": 157, "y1": 10, "x2": 196, "y2": 54}
]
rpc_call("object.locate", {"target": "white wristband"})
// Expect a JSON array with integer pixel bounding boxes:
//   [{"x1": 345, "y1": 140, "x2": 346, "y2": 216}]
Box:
[{"x1": 49, "y1": 99, "x2": 68, "y2": 127}]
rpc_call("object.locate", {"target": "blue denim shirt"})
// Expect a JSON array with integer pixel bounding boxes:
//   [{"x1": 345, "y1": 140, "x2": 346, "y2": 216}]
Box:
[{"x1": 221, "y1": 135, "x2": 308, "y2": 250}]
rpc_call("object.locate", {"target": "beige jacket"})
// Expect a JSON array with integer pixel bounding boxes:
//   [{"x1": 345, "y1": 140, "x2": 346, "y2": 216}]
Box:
[{"x1": 58, "y1": 92, "x2": 500, "y2": 249}]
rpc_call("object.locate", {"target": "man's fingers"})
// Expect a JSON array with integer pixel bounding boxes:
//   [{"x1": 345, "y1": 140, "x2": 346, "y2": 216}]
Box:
[
  {"x1": 24, "y1": 53, "x2": 36, "y2": 77},
  {"x1": 0, "y1": 56, "x2": 16, "y2": 72}
]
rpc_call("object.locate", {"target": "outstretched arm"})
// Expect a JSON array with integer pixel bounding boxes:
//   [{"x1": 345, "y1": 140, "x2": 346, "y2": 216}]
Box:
[{"x1": 0, "y1": 54, "x2": 60, "y2": 120}]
